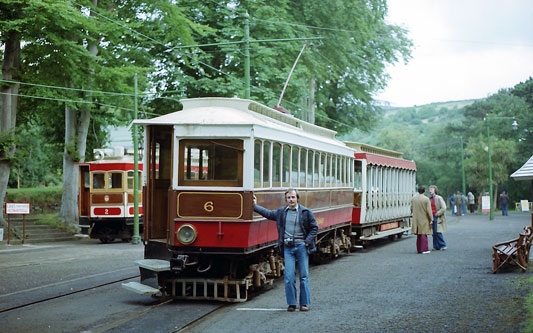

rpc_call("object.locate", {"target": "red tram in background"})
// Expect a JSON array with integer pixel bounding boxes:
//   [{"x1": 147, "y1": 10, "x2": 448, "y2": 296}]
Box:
[
  {"x1": 78, "y1": 148, "x2": 143, "y2": 243},
  {"x1": 122, "y1": 97, "x2": 416, "y2": 302}
]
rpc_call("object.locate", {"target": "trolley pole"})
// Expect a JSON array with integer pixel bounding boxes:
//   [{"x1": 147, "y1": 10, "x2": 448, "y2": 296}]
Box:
[
  {"x1": 243, "y1": 12, "x2": 250, "y2": 99},
  {"x1": 132, "y1": 73, "x2": 141, "y2": 244}
]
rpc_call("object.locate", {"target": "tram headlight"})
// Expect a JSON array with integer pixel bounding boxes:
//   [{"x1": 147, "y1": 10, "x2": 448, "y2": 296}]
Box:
[{"x1": 177, "y1": 224, "x2": 197, "y2": 245}]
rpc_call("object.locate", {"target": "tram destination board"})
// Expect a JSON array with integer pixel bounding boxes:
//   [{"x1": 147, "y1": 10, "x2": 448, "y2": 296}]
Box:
[{"x1": 5, "y1": 202, "x2": 30, "y2": 215}]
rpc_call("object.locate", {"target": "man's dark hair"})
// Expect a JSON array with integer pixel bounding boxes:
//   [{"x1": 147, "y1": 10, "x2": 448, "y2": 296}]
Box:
[{"x1": 418, "y1": 186, "x2": 426, "y2": 194}]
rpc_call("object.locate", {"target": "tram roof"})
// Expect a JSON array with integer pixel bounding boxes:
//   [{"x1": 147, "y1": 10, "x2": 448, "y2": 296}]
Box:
[{"x1": 133, "y1": 97, "x2": 338, "y2": 140}]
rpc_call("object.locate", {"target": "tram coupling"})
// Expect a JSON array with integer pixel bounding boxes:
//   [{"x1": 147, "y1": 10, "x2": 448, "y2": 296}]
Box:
[{"x1": 170, "y1": 255, "x2": 189, "y2": 274}]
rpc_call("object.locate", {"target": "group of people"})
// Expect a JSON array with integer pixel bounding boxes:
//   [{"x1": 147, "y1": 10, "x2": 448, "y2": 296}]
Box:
[
  {"x1": 449, "y1": 191, "x2": 477, "y2": 215},
  {"x1": 411, "y1": 185, "x2": 447, "y2": 253},
  {"x1": 253, "y1": 186, "x2": 508, "y2": 312}
]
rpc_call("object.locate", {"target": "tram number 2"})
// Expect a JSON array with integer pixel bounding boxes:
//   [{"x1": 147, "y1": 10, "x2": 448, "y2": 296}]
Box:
[
  {"x1": 204, "y1": 201, "x2": 214, "y2": 212},
  {"x1": 105, "y1": 209, "x2": 109, "y2": 215}
]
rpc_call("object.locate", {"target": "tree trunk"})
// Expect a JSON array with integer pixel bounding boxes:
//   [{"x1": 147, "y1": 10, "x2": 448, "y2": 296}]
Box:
[
  {"x1": 59, "y1": 104, "x2": 79, "y2": 228},
  {"x1": 0, "y1": 27, "x2": 21, "y2": 227},
  {"x1": 58, "y1": 0, "x2": 99, "y2": 230}
]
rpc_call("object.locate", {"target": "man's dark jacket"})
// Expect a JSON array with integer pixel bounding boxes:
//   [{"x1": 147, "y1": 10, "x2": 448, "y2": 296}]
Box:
[{"x1": 254, "y1": 204, "x2": 319, "y2": 254}]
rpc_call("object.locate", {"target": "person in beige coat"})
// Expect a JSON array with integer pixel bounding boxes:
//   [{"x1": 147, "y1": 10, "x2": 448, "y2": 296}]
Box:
[
  {"x1": 411, "y1": 186, "x2": 433, "y2": 254},
  {"x1": 429, "y1": 185, "x2": 447, "y2": 250}
]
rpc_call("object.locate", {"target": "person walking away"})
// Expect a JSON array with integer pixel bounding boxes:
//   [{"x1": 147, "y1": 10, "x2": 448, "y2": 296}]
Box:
[
  {"x1": 499, "y1": 191, "x2": 509, "y2": 216},
  {"x1": 467, "y1": 192, "x2": 475, "y2": 213},
  {"x1": 253, "y1": 189, "x2": 318, "y2": 312},
  {"x1": 411, "y1": 186, "x2": 433, "y2": 254},
  {"x1": 449, "y1": 194, "x2": 455, "y2": 215},
  {"x1": 454, "y1": 192, "x2": 463, "y2": 216},
  {"x1": 429, "y1": 185, "x2": 447, "y2": 251},
  {"x1": 461, "y1": 192, "x2": 467, "y2": 215}
]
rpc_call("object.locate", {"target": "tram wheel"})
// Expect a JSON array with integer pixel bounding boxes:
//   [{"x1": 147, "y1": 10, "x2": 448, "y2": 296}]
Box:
[{"x1": 99, "y1": 228, "x2": 115, "y2": 244}]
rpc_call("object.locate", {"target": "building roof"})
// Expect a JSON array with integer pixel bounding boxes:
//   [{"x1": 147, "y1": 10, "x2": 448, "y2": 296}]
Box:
[{"x1": 510, "y1": 155, "x2": 533, "y2": 180}]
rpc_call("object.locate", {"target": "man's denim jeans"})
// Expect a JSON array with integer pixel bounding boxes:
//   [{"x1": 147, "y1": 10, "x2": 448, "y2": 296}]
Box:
[{"x1": 283, "y1": 243, "x2": 310, "y2": 306}]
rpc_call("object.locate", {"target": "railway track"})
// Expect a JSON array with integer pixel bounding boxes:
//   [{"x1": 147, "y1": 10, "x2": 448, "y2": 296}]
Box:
[{"x1": 0, "y1": 270, "x2": 139, "y2": 314}]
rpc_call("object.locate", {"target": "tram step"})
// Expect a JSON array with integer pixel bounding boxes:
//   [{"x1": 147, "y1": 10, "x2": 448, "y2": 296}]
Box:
[
  {"x1": 359, "y1": 227, "x2": 410, "y2": 241},
  {"x1": 135, "y1": 259, "x2": 170, "y2": 272},
  {"x1": 121, "y1": 281, "x2": 160, "y2": 295}
]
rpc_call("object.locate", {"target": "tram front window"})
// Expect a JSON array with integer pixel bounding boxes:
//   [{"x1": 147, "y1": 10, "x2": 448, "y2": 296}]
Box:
[
  {"x1": 180, "y1": 139, "x2": 243, "y2": 187},
  {"x1": 93, "y1": 173, "x2": 105, "y2": 189},
  {"x1": 109, "y1": 172, "x2": 123, "y2": 189}
]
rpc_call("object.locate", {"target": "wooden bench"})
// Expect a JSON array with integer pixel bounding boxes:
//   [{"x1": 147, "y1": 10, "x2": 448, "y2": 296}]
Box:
[{"x1": 492, "y1": 226, "x2": 533, "y2": 273}]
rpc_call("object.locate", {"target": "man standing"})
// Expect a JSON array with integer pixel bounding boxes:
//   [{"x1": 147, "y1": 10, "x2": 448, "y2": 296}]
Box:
[
  {"x1": 467, "y1": 192, "x2": 475, "y2": 213},
  {"x1": 499, "y1": 191, "x2": 509, "y2": 216},
  {"x1": 454, "y1": 191, "x2": 463, "y2": 216},
  {"x1": 429, "y1": 185, "x2": 447, "y2": 251},
  {"x1": 411, "y1": 186, "x2": 433, "y2": 254},
  {"x1": 253, "y1": 189, "x2": 318, "y2": 312}
]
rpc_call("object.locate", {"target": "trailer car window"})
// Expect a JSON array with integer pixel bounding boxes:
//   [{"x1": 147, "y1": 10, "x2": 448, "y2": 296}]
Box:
[
  {"x1": 300, "y1": 149, "x2": 307, "y2": 187},
  {"x1": 282, "y1": 145, "x2": 290, "y2": 187}
]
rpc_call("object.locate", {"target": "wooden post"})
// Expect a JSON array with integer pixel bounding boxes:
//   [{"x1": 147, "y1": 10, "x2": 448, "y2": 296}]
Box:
[
  {"x1": 7, "y1": 215, "x2": 10, "y2": 245},
  {"x1": 22, "y1": 214, "x2": 26, "y2": 244}
]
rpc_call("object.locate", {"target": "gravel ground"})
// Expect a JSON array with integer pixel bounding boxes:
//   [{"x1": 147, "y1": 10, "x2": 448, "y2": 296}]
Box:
[{"x1": 185, "y1": 212, "x2": 533, "y2": 333}]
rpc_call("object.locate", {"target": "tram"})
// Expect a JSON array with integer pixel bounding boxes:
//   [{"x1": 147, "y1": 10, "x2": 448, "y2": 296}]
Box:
[
  {"x1": 78, "y1": 147, "x2": 143, "y2": 243},
  {"x1": 122, "y1": 97, "x2": 416, "y2": 302}
]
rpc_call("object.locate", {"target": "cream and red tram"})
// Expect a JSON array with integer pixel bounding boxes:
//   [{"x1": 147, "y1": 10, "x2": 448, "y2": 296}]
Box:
[
  {"x1": 345, "y1": 142, "x2": 416, "y2": 244},
  {"x1": 123, "y1": 97, "x2": 356, "y2": 302},
  {"x1": 78, "y1": 153, "x2": 143, "y2": 243}
]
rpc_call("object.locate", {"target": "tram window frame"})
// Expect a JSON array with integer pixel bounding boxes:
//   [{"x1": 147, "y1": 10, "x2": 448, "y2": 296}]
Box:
[
  {"x1": 319, "y1": 153, "x2": 324, "y2": 187},
  {"x1": 312, "y1": 152, "x2": 319, "y2": 188},
  {"x1": 272, "y1": 143, "x2": 281, "y2": 187},
  {"x1": 127, "y1": 171, "x2": 142, "y2": 190},
  {"x1": 300, "y1": 149, "x2": 307, "y2": 187},
  {"x1": 263, "y1": 141, "x2": 271, "y2": 188},
  {"x1": 178, "y1": 139, "x2": 243, "y2": 187},
  {"x1": 92, "y1": 173, "x2": 105, "y2": 190},
  {"x1": 109, "y1": 172, "x2": 124, "y2": 190},
  {"x1": 306, "y1": 150, "x2": 312, "y2": 187},
  {"x1": 282, "y1": 144, "x2": 290, "y2": 187},
  {"x1": 254, "y1": 140, "x2": 262, "y2": 188},
  {"x1": 291, "y1": 146, "x2": 299, "y2": 187}
]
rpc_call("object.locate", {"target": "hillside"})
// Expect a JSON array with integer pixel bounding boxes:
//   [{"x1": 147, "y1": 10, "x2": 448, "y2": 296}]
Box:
[{"x1": 342, "y1": 99, "x2": 478, "y2": 148}]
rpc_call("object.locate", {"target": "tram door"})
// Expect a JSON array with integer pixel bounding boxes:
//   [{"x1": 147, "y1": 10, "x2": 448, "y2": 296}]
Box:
[
  {"x1": 146, "y1": 125, "x2": 173, "y2": 240},
  {"x1": 79, "y1": 165, "x2": 90, "y2": 218}
]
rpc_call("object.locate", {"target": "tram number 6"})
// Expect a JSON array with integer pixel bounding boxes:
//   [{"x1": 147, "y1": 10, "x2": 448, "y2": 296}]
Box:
[{"x1": 204, "y1": 201, "x2": 214, "y2": 212}]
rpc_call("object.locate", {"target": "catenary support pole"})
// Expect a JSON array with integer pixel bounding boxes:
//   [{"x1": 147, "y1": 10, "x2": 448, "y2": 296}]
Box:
[{"x1": 132, "y1": 73, "x2": 141, "y2": 244}]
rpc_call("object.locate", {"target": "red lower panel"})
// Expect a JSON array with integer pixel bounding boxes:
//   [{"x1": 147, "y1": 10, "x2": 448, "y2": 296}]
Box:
[
  {"x1": 173, "y1": 207, "x2": 353, "y2": 248},
  {"x1": 352, "y1": 207, "x2": 362, "y2": 224},
  {"x1": 94, "y1": 207, "x2": 121, "y2": 216},
  {"x1": 128, "y1": 206, "x2": 143, "y2": 215}
]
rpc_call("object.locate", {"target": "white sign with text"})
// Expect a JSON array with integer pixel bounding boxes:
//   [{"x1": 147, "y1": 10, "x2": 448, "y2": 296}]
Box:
[{"x1": 5, "y1": 202, "x2": 30, "y2": 215}]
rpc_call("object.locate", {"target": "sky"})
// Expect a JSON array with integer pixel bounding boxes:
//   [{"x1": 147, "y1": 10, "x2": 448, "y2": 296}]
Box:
[{"x1": 375, "y1": 0, "x2": 533, "y2": 107}]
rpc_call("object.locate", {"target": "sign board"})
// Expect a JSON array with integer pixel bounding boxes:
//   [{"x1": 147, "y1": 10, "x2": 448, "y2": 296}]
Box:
[
  {"x1": 5, "y1": 202, "x2": 30, "y2": 215},
  {"x1": 481, "y1": 196, "x2": 490, "y2": 213},
  {"x1": 520, "y1": 200, "x2": 530, "y2": 212}
]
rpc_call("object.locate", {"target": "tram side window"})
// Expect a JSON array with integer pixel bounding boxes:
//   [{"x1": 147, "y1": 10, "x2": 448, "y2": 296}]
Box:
[
  {"x1": 282, "y1": 145, "x2": 290, "y2": 187},
  {"x1": 272, "y1": 143, "x2": 281, "y2": 187},
  {"x1": 312, "y1": 152, "x2": 319, "y2": 187},
  {"x1": 291, "y1": 146, "x2": 298, "y2": 187},
  {"x1": 127, "y1": 171, "x2": 142, "y2": 190},
  {"x1": 354, "y1": 160, "x2": 363, "y2": 190},
  {"x1": 254, "y1": 140, "x2": 261, "y2": 187},
  {"x1": 306, "y1": 150, "x2": 312, "y2": 187},
  {"x1": 93, "y1": 173, "x2": 105, "y2": 189},
  {"x1": 109, "y1": 172, "x2": 123, "y2": 189},
  {"x1": 263, "y1": 141, "x2": 270, "y2": 187},
  {"x1": 300, "y1": 149, "x2": 307, "y2": 187},
  {"x1": 319, "y1": 153, "x2": 325, "y2": 187},
  {"x1": 180, "y1": 139, "x2": 243, "y2": 186}
]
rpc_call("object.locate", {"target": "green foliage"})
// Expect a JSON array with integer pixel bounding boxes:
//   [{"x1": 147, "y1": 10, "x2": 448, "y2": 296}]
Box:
[
  {"x1": 525, "y1": 277, "x2": 533, "y2": 333},
  {"x1": 5, "y1": 186, "x2": 62, "y2": 207}
]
